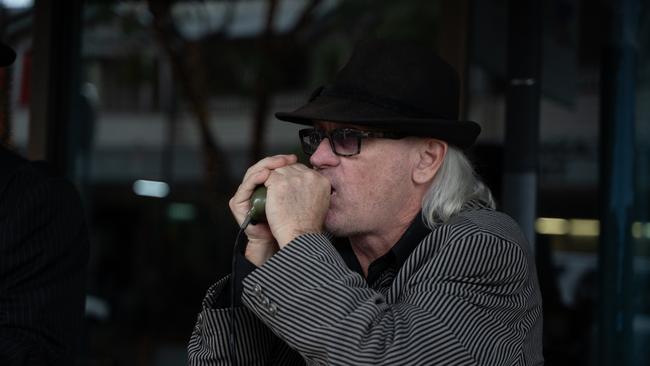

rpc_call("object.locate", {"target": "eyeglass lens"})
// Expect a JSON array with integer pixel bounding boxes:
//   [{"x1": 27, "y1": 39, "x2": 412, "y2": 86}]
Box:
[{"x1": 300, "y1": 129, "x2": 361, "y2": 156}]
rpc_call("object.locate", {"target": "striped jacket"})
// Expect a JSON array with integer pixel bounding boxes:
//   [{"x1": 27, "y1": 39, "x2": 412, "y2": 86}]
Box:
[{"x1": 188, "y1": 205, "x2": 544, "y2": 365}]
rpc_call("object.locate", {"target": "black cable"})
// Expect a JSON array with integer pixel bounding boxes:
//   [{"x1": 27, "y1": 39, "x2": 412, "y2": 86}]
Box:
[{"x1": 230, "y1": 212, "x2": 252, "y2": 366}]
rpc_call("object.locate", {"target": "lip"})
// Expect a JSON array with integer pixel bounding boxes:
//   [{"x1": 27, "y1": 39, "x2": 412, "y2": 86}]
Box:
[
  {"x1": 319, "y1": 172, "x2": 336, "y2": 197},
  {"x1": 329, "y1": 189, "x2": 337, "y2": 208}
]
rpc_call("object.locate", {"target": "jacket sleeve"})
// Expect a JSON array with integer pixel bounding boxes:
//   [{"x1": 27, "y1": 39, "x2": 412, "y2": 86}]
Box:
[
  {"x1": 187, "y1": 275, "x2": 304, "y2": 366},
  {"x1": 240, "y1": 232, "x2": 539, "y2": 365},
  {"x1": 0, "y1": 170, "x2": 89, "y2": 365}
]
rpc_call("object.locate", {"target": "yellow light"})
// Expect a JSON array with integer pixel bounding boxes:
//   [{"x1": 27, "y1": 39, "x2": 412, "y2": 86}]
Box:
[
  {"x1": 568, "y1": 219, "x2": 600, "y2": 237},
  {"x1": 535, "y1": 218, "x2": 569, "y2": 235},
  {"x1": 632, "y1": 222, "x2": 642, "y2": 239},
  {"x1": 632, "y1": 222, "x2": 650, "y2": 239}
]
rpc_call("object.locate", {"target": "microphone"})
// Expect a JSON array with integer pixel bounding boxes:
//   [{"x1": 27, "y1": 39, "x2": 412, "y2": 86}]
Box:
[{"x1": 248, "y1": 186, "x2": 267, "y2": 224}]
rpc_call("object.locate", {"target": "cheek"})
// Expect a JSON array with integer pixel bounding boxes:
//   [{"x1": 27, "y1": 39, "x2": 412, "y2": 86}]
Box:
[
  {"x1": 330, "y1": 168, "x2": 370, "y2": 211},
  {"x1": 369, "y1": 159, "x2": 413, "y2": 203},
  {"x1": 333, "y1": 146, "x2": 412, "y2": 211},
  {"x1": 347, "y1": 164, "x2": 396, "y2": 207}
]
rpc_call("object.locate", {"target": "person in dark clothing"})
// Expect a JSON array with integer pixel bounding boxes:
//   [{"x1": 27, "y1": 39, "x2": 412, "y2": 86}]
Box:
[
  {"x1": 0, "y1": 41, "x2": 89, "y2": 365},
  {"x1": 188, "y1": 40, "x2": 543, "y2": 365}
]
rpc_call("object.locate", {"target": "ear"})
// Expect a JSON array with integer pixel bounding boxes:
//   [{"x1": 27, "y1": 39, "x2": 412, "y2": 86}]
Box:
[{"x1": 412, "y1": 139, "x2": 447, "y2": 185}]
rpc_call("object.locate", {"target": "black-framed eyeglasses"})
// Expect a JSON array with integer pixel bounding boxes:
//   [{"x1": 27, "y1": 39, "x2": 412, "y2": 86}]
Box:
[{"x1": 299, "y1": 128, "x2": 403, "y2": 157}]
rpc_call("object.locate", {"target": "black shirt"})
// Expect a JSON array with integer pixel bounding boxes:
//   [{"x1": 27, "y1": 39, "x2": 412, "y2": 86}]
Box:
[
  {"x1": 221, "y1": 213, "x2": 431, "y2": 307},
  {"x1": 333, "y1": 213, "x2": 431, "y2": 289}
]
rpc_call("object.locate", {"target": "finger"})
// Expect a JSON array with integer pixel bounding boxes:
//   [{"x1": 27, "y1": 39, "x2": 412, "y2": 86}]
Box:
[
  {"x1": 263, "y1": 169, "x2": 281, "y2": 187},
  {"x1": 231, "y1": 155, "x2": 297, "y2": 220},
  {"x1": 233, "y1": 169, "x2": 271, "y2": 205},
  {"x1": 242, "y1": 156, "x2": 298, "y2": 195},
  {"x1": 271, "y1": 163, "x2": 311, "y2": 177},
  {"x1": 243, "y1": 155, "x2": 297, "y2": 182},
  {"x1": 288, "y1": 163, "x2": 312, "y2": 172}
]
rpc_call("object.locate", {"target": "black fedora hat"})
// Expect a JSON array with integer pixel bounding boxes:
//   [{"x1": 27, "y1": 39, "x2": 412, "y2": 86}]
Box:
[
  {"x1": 275, "y1": 39, "x2": 481, "y2": 148},
  {"x1": 0, "y1": 42, "x2": 16, "y2": 67}
]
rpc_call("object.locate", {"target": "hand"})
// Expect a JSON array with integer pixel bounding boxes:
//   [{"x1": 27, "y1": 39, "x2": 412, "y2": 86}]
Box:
[
  {"x1": 264, "y1": 163, "x2": 331, "y2": 247},
  {"x1": 229, "y1": 154, "x2": 298, "y2": 266}
]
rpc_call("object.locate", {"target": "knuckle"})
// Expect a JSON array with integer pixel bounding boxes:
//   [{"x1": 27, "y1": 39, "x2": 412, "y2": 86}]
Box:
[
  {"x1": 245, "y1": 165, "x2": 257, "y2": 176},
  {"x1": 265, "y1": 173, "x2": 277, "y2": 185},
  {"x1": 254, "y1": 169, "x2": 268, "y2": 181}
]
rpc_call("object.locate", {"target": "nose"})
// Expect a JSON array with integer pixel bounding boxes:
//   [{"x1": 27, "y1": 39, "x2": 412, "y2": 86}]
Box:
[{"x1": 309, "y1": 137, "x2": 340, "y2": 168}]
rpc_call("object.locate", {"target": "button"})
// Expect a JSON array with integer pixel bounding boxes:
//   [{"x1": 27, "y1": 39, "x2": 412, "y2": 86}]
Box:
[
  {"x1": 253, "y1": 284, "x2": 262, "y2": 295},
  {"x1": 262, "y1": 297, "x2": 270, "y2": 308},
  {"x1": 269, "y1": 303, "x2": 278, "y2": 316},
  {"x1": 253, "y1": 284, "x2": 264, "y2": 301}
]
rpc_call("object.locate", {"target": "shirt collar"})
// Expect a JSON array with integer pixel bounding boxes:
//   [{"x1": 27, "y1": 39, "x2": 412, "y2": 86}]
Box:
[
  {"x1": 333, "y1": 212, "x2": 431, "y2": 280},
  {"x1": 391, "y1": 213, "x2": 431, "y2": 267}
]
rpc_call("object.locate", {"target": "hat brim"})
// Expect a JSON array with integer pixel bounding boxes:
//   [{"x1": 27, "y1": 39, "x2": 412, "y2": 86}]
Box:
[
  {"x1": 275, "y1": 96, "x2": 481, "y2": 149},
  {"x1": 0, "y1": 43, "x2": 16, "y2": 67}
]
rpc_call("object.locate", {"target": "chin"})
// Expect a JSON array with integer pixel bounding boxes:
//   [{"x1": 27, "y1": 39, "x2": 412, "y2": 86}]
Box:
[
  {"x1": 324, "y1": 212, "x2": 354, "y2": 238},
  {"x1": 324, "y1": 212, "x2": 342, "y2": 236}
]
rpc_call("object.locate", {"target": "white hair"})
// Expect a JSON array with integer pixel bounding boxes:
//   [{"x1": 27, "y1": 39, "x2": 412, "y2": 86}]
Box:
[{"x1": 421, "y1": 146, "x2": 495, "y2": 228}]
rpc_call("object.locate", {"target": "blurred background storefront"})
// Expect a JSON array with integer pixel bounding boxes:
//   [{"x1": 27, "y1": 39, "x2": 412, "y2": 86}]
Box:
[{"x1": 0, "y1": 0, "x2": 648, "y2": 364}]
